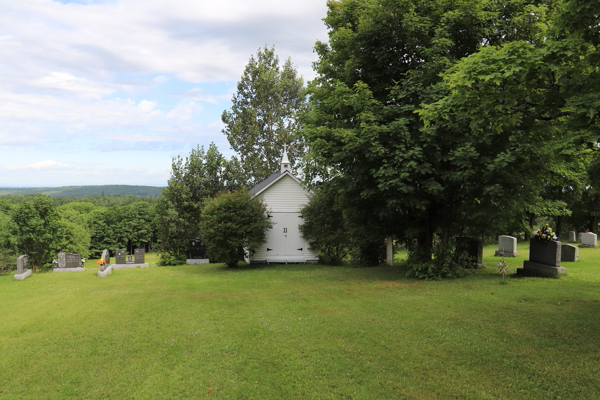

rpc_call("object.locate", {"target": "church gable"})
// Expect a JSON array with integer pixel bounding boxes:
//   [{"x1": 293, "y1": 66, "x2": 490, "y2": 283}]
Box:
[{"x1": 258, "y1": 173, "x2": 310, "y2": 213}]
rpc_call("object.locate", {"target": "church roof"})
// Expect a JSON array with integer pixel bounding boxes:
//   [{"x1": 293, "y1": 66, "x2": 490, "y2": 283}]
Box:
[{"x1": 249, "y1": 171, "x2": 283, "y2": 196}]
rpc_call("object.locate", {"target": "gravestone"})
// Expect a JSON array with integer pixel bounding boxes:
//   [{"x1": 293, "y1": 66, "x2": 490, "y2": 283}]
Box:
[
  {"x1": 187, "y1": 237, "x2": 210, "y2": 265},
  {"x1": 97, "y1": 249, "x2": 113, "y2": 277},
  {"x1": 16, "y1": 255, "x2": 29, "y2": 274},
  {"x1": 54, "y1": 252, "x2": 84, "y2": 272},
  {"x1": 112, "y1": 248, "x2": 149, "y2": 270},
  {"x1": 568, "y1": 231, "x2": 576, "y2": 242},
  {"x1": 58, "y1": 252, "x2": 80, "y2": 268},
  {"x1": 561, "y1": 244, "x2": 579, "y2": 262},
  {"x1": 457, "y1": 237, "x2": 484, "y2": 268},
  {"x1": 14, "y1": 255, "x2": 32, "y2": 280},
  {"x1": 134, "y1": 248, "x2": 145, "y2": 264},
  {"x1": 580, "y1": 232, "x2": 597, "y2": 248},
  {"x1": 517, "y1": 239, "x2": 567, "y2": 277},
  {"x1": 494, "y1": 235, "x2": 518, "y2": 257},
  {"x1": 115, "y1": 249, "x2": 126, "y2": 264},
  {"x1": 100, "y1": 249, "x2": 110, "y2": 271}
]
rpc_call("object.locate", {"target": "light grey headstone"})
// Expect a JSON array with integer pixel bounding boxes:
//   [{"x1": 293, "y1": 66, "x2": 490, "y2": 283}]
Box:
[
  {"x1": 58, "y1": 252, "x2": 80, "y2": 269},
  {"x1": 580, "y1": 233, "x2": 597, "y2": 248},
  {"x1": 568, "y1": 231, "x2": 576, "y2": 242},
  {"x1": 495, "y1": 235, "x2": 518, "y2": 257},
  {"x1": 16, "y1": 255, "x2": 29, "y2": 274},
  {"x1": 101, "y1": 249, "x2": 109, "y2": 263},
  {"x1": 561, "y1": 244, "x2": 579, "y2": 262}
]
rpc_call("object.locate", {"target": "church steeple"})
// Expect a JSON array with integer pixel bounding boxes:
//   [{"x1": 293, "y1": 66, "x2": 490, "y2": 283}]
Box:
[{"x1": 280, "y1": 144, "x2": 291, "y2": 173}]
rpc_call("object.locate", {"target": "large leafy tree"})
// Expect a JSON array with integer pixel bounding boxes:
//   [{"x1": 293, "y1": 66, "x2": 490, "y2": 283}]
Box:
[
  {"x1": 11, "y1": 195, "x2": 61, "y2": 271},
  {"x1": 222, "y1": 46, "x2": 306, "y2": 184},
  {"x1": 303, "y1": 0, "x2": 596, "y2": 264},
  {"x1": 155, "y1": 143, "x2": 246, "y2": 258}
]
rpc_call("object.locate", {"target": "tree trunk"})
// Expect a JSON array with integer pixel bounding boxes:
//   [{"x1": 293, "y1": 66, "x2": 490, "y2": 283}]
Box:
[
  {"x1": 525, "y1": 213, "x2": 536, "y2": 240},
  {"x1": 555, "y1": 215, "x2": 562, "y2": 238}
]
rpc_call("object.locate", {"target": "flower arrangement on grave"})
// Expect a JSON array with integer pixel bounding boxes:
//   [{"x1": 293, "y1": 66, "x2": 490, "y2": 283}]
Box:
[
  {"x1": 533, "y1": 224, "x2": 558, "y2": 241},
  {"x1": 96, "y1": 259, "x2": 105, "y2": 266}
]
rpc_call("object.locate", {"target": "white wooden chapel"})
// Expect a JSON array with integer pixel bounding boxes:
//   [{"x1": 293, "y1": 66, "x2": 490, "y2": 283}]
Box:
[{"x1": 245, "y1": 146, "x2": 319, "y2": 264}]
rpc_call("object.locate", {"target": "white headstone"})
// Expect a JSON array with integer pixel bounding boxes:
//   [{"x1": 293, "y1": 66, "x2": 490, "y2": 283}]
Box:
[
  {"x1": 568, "y1": 231, "x2": 576, "y2": 242},
  {"x1": 580, "y1": 232, "x2": 597, "y2": 248},
  {"x1": 495, "y1": 235, "x2": 518, "y2": 257}
]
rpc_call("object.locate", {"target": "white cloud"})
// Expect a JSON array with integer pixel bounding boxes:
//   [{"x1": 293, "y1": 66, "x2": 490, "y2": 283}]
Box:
[
  {"x1": 166, "y1": 100, "x2": 203, "y2": 123},
  {"x1": 182, "y1": 88, "x2": 231, "y2": 104},
  {"x1": 33, "y1": 72, "x2": 117, "y2": 99},
  {"x1": 9, "y1": 159, "x2": 70, "y2": 170},
  {"x1": 0, "y1": 0, "x2": 329, "y2": 186}
]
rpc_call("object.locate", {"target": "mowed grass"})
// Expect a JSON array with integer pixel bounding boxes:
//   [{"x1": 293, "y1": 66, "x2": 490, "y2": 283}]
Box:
[{"x1": 1, "y1": 245, "x2": 600, "y2": 399}]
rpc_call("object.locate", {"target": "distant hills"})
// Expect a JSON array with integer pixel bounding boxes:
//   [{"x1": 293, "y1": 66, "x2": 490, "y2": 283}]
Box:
[{"x1": 0, "y1": 185, "x2": 164, "y2": 197}]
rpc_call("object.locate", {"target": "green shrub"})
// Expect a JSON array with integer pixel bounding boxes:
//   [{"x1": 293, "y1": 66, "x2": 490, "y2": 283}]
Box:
[
  {"x1": 158, "y1": 253, "x2": 186, "y2": 266},
  {"x1": 299, "y1": 187, "x2": 350, "y2": 265},
  {"x1": 406, "y1": 243, "x2": 471, "y2": 280},
  {"x1": 200, "y1": 190, "x2": 272, "y2": 268}
]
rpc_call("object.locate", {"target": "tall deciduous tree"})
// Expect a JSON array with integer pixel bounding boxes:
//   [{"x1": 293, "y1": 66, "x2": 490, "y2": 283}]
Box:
[
  {"x1": 303, "y1": 0, "x2": 595, "y2": 268},
  {"x1": 222, "y1": 46, "x2": 306, "y2": 184},
  {"x1": 11, "y1": 195, "x2": 61, "y2": 271},
  {"x1": 155, "y1": 143, "x2": 246, "y2": 258}
]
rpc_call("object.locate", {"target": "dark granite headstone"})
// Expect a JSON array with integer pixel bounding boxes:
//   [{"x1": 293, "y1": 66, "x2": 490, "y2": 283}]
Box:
[
  {"x1": 116, "y1": 249, "x2": 126, "y2": 264},
  {"x1": 457, "y1": 237, "x2": 484, "y2": 267},
  {"x1": 16, "y1": 255, "x2": 29, "y2": 274},
  {"x1": 517, "y1": 239, "x2": 566, "y2": 277},
  {"x1": 529, "y1": 239, "x2": 560, "y2": 267},
  {"x1": 134, "y1": 248, "x2": 145, "y2": 263},
  {"x1": 58, "y1": 252, "x2": 80, "y2": 269},
  {"x1": 188, "y1": 238, "x2": 207, "y2": 259}
]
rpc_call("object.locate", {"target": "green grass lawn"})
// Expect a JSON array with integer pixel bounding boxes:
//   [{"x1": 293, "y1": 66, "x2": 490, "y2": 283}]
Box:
[{"x1": 1, "y1": 245, "x2": 599, "y2": 399}]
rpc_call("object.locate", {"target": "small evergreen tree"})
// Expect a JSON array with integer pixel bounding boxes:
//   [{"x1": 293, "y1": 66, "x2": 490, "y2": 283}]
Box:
[{"x1": 200, "y1": 191, "x2": 272, "y2": 268}]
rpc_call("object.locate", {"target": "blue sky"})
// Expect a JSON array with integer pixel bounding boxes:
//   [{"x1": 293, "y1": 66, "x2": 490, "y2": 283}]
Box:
[{"x1": 0, "y1": 0, "x2": 328, "y2": 187}]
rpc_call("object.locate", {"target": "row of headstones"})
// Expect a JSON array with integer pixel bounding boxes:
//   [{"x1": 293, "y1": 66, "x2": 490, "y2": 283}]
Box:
[
  {"x1": 13, "y1": 249, "x2": 148, "y2": 280},
  {"x1": 99, "y1": 248, "x2": 149, "y2": 277},
  {"x1": 458, "y1": 233, "x2": 595, "y2": 278},
  {"x1": 495, "y1": 232, "x2": 598, "y2": 278},
  {"x1": 569, "y1": 231, "x2": 598, "y2": 247}
]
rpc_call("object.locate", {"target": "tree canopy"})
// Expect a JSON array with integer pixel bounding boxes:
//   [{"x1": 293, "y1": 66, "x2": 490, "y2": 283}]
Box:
[
  {"x1": 222, "y1": 46, "x2": 306, "y2": 184},
  {"x1": 302, "y1": 0, "x2": 599, "y2": 269}
]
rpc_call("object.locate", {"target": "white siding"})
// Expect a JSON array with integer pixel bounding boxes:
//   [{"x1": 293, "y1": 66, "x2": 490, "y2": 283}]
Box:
[
  {"x1": 258, "y1": 175, "x2": 311, "y2": 212},
  {"x1": 248, "y1": 174, "x2": 319, "y2": 263}
]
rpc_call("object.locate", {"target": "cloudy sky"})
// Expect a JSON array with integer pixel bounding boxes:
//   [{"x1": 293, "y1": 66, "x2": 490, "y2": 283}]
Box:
[{"x1": 0, "y1": 0, "x2": 329, "y2": 187}]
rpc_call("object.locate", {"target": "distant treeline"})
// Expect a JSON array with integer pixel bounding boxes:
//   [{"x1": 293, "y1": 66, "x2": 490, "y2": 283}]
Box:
[
  {"x1": 0, "y1": 194, "x2": 161, "y2": 207},
  {"x1": 0, "y1": 185, "x2": 164, "y2": 198}
]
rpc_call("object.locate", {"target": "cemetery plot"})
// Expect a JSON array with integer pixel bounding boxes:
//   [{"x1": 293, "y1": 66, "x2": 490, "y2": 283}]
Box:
[
  {"x1": 518, "y1": 239, "x2": 567, "y2": 277},
  {"x1": 112, "y1": 248, "x2": 149, "y2": 270},
  {"x1": 186, "y1": 237, "x2": 210, "y2": 265},
  {"x1": 53, "y1": 252, "x2": 84, "y2": 273}
]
